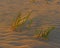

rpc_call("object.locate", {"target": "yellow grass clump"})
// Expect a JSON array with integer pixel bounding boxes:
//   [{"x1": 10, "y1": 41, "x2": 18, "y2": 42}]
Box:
[{"x1": 11, "y1": 11, "x2": 32, "y2": 31}]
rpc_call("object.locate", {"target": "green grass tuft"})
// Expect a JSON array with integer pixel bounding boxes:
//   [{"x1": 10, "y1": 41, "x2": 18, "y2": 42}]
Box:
[{"x1": 34, "y1": 26, "x2": 56, "y2": 40}]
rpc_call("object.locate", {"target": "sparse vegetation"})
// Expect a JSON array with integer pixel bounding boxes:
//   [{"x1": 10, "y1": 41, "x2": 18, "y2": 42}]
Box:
[
  {"x1": 11, "y1": 11, "x2": 32, "y2": 31},
  {"x1": 34, "y1": 26, "x2": 56, "y2": 40},
  {"x1": 11, "y1": 10, "x2": 56, "y2": 40},
  {"x1": 11, "y1": 12, "x2": 22, "y2": 31}
]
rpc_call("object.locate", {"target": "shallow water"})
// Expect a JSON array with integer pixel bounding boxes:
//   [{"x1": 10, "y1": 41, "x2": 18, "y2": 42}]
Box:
[{"x1": 0, "y1": 0, "x2": 60, "y2": 48}]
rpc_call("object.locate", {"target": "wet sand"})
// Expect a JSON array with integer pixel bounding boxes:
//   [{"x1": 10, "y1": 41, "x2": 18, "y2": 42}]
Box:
[{"x1": 0, "y1": 0, "x2": 60, "y2": 48}]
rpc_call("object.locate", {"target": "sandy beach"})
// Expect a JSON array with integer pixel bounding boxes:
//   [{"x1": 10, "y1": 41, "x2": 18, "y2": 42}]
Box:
[{"x1": 0, "y1": 0, "x2": 60, "y2": 48}]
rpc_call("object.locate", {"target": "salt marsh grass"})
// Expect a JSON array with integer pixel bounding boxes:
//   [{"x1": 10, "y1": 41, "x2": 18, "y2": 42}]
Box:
[
  {"x1": 11, "y1": 11, "x2": 32, "y2": 31},
  {"x1": 11, "y1": 10, "x2": 55, "y2": 40},
  {"x1": 34, "y1": 26, "x2": 56, "y2": 40}
]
